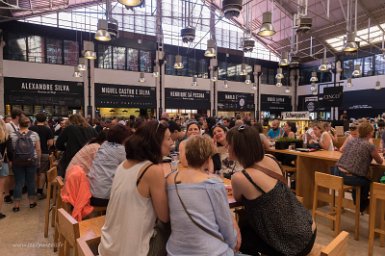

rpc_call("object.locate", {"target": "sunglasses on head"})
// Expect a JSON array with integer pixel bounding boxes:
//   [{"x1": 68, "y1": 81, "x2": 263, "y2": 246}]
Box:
[{"x1": 238, "y1": 125, "x2": 247, "y2": 131}]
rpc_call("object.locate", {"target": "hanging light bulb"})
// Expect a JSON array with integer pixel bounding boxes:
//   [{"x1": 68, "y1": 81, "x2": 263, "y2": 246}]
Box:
[
  {"x1": 77, "y1": 58, "x2": 87, "y2": 71},
  {"x1": 174, "y1": 55, "x2": 184, "y2": 70},
  {"x1": 310, "y1": 83, "x2": 317, "y2": 92},
  {"x1": 224, "y1": 80, "x2": 228, "y2": 89},
  {"x1": 319, "y1": 48, "x2": 328, "y2": 72},
  {"x1": 192, "y1": 75, "x2": 198, "y2": 87},
  {"x1": 285, "y1": 87, "x2": 290, "y2": 94},
  {"x1": 344, "y1": 32, "x2": 358, "y2": 53},
  {"x1": 204, "y1": 39, "x2": 217, "y2": 57},
  {"x1": 202, "y1": 73, "x2": 209, "y2": 79},
  {"x1": 257, "y1": 11, "x2": 276, "y2": 37},
  {"x1": 352, "y1": 64, "x2": 361, "y2": 77},
  {"x1": 95, "y1": 19, "x2": 111, "y2": 42},
  {"x1": 245, "y1": 75, "x2": 251, "y2": 85},
  {"x1": 310, "y1": 71, "x2": 318, "y2": 83},
  {"x1": 211, "y1": 71, "x2": 218, "y2": 82},
  {"x1": 252, "y1": 84, "x2": 257, "y2": 90},
  {"x1": 275, "y1": 78, "x2": 282, "y2": 88},
  {"x1": 73, "y1": 66, "x2": 82, "y2": 78},
  {"x1": 346, "y1": 78, "x2": 353, "y2": 87},
  {"x1": 152, "y1": 66, "x2": 159, "y2": 78},
  {"x1": 118, "y1": 0, "x2": 143, "y2": 7},
  {"x1": 138, "y1": 72, "x2": 145, "y2": 83},
  {"x1": 275, "y1": 67, "x2": 284, "y2": 79},
  {"x1": 279, "y1": 52, "x2": 289, "y2": 67},
  {"x1": 375, "y1": 80, "x2": 381, "y2": 90},
  {"x1": 83, "y1": 41, "x2": 97, "y2": 60}
]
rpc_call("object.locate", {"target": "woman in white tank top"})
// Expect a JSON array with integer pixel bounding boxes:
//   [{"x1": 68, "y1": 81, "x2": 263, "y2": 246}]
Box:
[{"x1": 99, "y1": 121, "x2": 173, "y2": 256}]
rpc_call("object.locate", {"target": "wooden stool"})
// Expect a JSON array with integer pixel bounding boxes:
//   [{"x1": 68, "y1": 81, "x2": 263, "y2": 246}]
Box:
[
  {"x1": 312, "y1": 172, "x2": 361, "y2": 240},
  {"x1": 44, "y1": 166, "x2": 58, "y2": 238},
  {"x1": 368, "y1": 182, "x2": 385, "y2": 256},
  {"x1": 282, "y1": 165, "x2": 296, "y2": 190},
  {"x1": 49, "y1": 153, "x2": 58, "y2": 169},
  {"x1": 309, "y1": 231, "x2": 349, "y2": 256}
]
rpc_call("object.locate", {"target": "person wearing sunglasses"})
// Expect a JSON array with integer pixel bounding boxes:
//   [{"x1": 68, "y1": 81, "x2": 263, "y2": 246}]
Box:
[{"x1": 228, "y1": 125, "x2": 316, "y2": 256}]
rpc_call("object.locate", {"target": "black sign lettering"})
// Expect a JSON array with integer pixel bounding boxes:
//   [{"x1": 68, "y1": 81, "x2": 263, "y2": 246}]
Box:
[
  {"x1": 322, "y1": 87, "x2": 343, "y2": 107},
  {"x1": 165, "y1": 88, "x2": 210, "y2": 109},
  {"x1": 261, "y1": 94, "x2": 292, "y2": 112},
  {"x1": 217, "y1": 92, "x2": 255, "y2": 111}
]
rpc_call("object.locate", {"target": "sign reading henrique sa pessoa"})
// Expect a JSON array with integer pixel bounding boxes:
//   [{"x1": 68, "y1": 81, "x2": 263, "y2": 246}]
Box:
[
  {"x1": 165, "y1": 88, "x2": 210, "y2": 110},
  {"x1": 217, "y1": 92, "x2": 255, "y2": 111},
  {"x1": 4, "y1": 77, "x2": 84, "y2": 107},
  {"x1": 95, "y1": 83, "x2": 156, "y2": 108}
]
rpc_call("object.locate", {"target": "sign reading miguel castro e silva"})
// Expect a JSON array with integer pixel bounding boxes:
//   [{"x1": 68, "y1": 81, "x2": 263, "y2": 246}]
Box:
[
  {"x1": 165, "y1": 88, "x2": 210, "y2": 109},
  {"x1": 4, "y1": 77, "x2": 83, "y2": 106},
  {"x1": 217, "y1": 92, "x2": 254, "y2": 111},
  {"x1": 95, "y1": 83, "x2": 156, "y2": 108}
]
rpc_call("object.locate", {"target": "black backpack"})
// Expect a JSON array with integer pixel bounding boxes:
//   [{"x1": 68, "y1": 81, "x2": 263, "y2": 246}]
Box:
[{"x1": 13, "y1": 131, "x2": 36, "y2": 167}]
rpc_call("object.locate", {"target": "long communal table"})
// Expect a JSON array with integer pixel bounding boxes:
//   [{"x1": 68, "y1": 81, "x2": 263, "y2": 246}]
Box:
[{"x1": 267, "y1": 148, "x2": 385, "y2": 209}]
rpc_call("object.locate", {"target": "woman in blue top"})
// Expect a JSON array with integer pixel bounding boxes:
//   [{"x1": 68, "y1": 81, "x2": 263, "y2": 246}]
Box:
[{"x1": 166, "y1": 135, "x2": 242, "y2": 256}]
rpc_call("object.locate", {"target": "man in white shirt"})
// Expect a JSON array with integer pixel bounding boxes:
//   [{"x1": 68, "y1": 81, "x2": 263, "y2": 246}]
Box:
[{"x1": 4, "y1": 109, "x2": 24, "y2": 204}]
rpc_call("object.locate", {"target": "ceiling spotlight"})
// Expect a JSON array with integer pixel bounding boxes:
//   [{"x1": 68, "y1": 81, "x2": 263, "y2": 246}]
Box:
[
  {"x1": 138, "y1": 72, "x2": 145, "y2": 83},
  {"x1": 375, "y1": 80, "x2": 381, "y2": 90},
  {"x1": 174, "y1": 55, "x2": 184, "y2": 70},
  {"x1": 344, "y1": 32, "x2": 358, "y2": 53},
  {"x1": 222, "y1": 0, "x2": 242, "y2": 19},
  {"x1": 118, "y1": 0, "x2": 143, "y2": 7},
  {"x1": 346, "y1": 78, "x2": 352, "y2": 88},
  {"x1": 73, "y1": 66, "x2": 82, "y2": 78},
  {"x1": 242, "y1": 38, "x2": 255, "y2": 52},
  {"x1": 275, "y1": 78, "x2": 282, "y2": 88},
  {"x1": 95, "y1": 19, "x2": 111, "y2": 42},
  {"x1": 152, "y1": 66, "x2": 159, "y2": 78},
  {"x1": 77, "y1": 58, "x2": 87, "y2": 71},
  {"x1": 192, "y1": 75, "x2": 198, "y2": 87},
  {"x1": 279, "y1": 52, "x2": 289, "y2": 67},
  {"x1": 245, "y1": 75, "x2": 251, "y2": 85},
  {"x1": 352, "y1": 64, "x2": 361, "y2": 77},
  {"x1": 204, "y1": 39, "x2": 217, "y2": 58},
  {"x1": 224, "y1": 80, "x2": 228, "y2": 89},
  {"x1": 257, "y1": 11, "x2": 276, "y2": 37},
  {"x1": 285, "y1": 87, "x2": 290, "y2": 94},
  {"x1": 83, "y1": 41, "x2": 96, "y2": 60},
  {"x1": 310, "y1": 71, "x2": 318, "y2": 83},
  {"x1": 275, "y1": 68, "x2": 284, "y2": 79},
  {"x1": 181, "y1": 27, "x2": 196, "y2": 43}
]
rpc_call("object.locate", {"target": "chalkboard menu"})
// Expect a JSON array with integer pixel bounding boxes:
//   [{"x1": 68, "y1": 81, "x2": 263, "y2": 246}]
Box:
[
  {"x1": 95, "y1": 83, "x2": 156, "y2": 108},
  {"x1": 165, "y1": 88, "x2": 210, "y2": 109},
  {"x1": 217, "y1": 92, "x2": 255, "y2": 111}
]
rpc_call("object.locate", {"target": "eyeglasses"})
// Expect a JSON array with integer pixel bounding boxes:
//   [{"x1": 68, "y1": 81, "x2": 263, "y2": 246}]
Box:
[{"x1": 238, "y1": 125, "x2": 247, "y2": 131}]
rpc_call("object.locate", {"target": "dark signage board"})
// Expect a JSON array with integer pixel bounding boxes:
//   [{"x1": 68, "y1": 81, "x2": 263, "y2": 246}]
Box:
[
  {"x1": 4, "y1": 77, "x2": 83, "y2": 107},
  {"x1": 95, "y1": 83, "x2": 156, "y2": 108},
  {"x1": 261, "y1": 94, "x2": 292, "y2": 112},
  {"x1": 217, "y1": 92, "x2": 254, "y2": 111},
  {"x1": 343, "y1": 89, "x2": 385, "y2": 110},
  {"x1": 322, "y1": 86, "x2": 343, "y2": 107},
  {"x1": 165, "y1": 88, "x2": 210, "y2": 110}
]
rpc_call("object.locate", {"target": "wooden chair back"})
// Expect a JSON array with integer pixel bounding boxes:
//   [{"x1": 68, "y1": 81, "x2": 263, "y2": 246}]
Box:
[
  {"x1": 320, "y1": 231, "x2": 349, "y2": 256},
  {"x1": 77, "y1": 236, "x2": 100, "y2": 256},
  {"x1": 368, "y1": 182, "x2": 385, "y2": 256},
  {"x1": 44, "y1": 166, "x2": 58, "y2": 238},
  {"x1": 57, "y1": 208, "x2": 80, "y2": 256},
  {"x1": 314, "y1": 172, "x2": 343, "y2": 191},
  {"x1": 49, "y1": 153, "x2": 57, "y2": 168}
]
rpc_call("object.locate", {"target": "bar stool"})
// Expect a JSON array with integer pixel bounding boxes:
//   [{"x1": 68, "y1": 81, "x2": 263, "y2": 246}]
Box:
[
  {"x1": 368, "y1": 182, "x2": 385, "y2": 256},
  {"x1": 44, "y1": 166, "x2": 58, "y2": 238},
  {"x1": 312, "y1": 172, "x2": 361, "y2": 240},
  {"x1": 282, "y1": 165, "x2": 296, "y2": 190}
]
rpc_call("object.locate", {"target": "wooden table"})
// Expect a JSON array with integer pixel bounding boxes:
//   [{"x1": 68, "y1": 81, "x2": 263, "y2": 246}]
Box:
[
  {"x1": 267, "y1": 148, "x2": 385, "y2": 209},
  {"x1": 79, "y1": 215, "x2": 105, "y2": 238}
]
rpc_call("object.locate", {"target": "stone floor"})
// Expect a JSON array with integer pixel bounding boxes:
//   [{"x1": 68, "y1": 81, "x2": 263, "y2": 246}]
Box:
[{"x1": 0, "y1": 196, "x2": 384, "y2": 256}]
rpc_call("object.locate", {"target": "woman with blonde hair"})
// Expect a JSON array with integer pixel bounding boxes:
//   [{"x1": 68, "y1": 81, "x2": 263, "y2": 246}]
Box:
[
  {"x1": 0, "y1": 119, "x2": 10, "y2": 219},
  {"x1": 312, "y1": 122, "x2": 334, "y2": 151}
]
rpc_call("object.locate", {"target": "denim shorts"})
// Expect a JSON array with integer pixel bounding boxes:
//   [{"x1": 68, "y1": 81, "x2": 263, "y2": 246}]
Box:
[{"x1": 0, "y1": 163, "x2": 9, "y2": 177}]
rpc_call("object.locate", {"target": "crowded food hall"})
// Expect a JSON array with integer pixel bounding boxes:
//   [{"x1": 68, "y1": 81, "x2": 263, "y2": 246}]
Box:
[{"x1": 1, "y1": 0, "x2": 385, "y2": 255}]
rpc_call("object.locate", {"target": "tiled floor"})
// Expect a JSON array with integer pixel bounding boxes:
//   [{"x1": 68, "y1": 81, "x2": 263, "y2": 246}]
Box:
[{"x1": 0, "y1": 196, "x2": 384, "y2": 256}]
